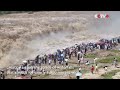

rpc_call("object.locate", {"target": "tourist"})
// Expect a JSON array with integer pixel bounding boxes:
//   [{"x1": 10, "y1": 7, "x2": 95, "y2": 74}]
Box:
[
  {"x1": 91, "y1": 65, "x2": 94, "y2": 74},
  {"x1": 94, "y1": 58, "x2": 98, "y2": 64},
  {"x1": 95, "y1": 64, "x2": 98, "y2": 73},
  {"x1": 65, "y1": 57, "x2": 68, "y2": 66},
  {"x1": 76, "y1": 69, "x2": 82, "y2": 79},
  {"x1": 104, "y1": 66, "x2": 108, "y2": 74},
  {"x1": 85, "y1": 60, "x2": 90, "y2": 65}
]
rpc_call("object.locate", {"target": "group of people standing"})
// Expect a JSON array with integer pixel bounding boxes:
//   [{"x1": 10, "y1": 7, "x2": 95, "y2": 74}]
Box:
[{"x1": 1, "y1": 36, "x2": 120, "y2": 79}]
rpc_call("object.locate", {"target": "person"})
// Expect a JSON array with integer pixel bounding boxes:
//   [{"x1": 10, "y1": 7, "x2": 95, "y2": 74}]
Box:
[
  {"x1": 91, "y1": 65, "x2": 94, "y2": 74},
  {"x1": 0, "y1": 71, "x2": 2, "y2": 79},
  {"x1": 54, "y1": 56, "x2": 57, "y2": 65},
  {"x1": 95, "y1": 64, "x2": 98, "y2": 73},
  {"x1": 2, "y1": 71, "x2": 5, "y2": 79},
  {"x1": 77, "y1": 51, "x2": 81, "y2": 65},
  {"x1": 76, "y1": 69, "x2": 82, "y2": 79},
  {"x1": 65, "y1": 57, "x2": 68, "y2": 66},
  {"x1": 85, "y1": 60, "x2": 90, "y2": 65},
  {"x1": 97, "y1": 44, "x2": 100, "y2": 50},
  {"x1": 69, "y1": 52, "x2": 71, "y2": 59},
  {"x1": 115, "y1": 59, "x2": 118, "y2": 67},
  {"x1": 44, "y1": 54, "x2": 47, "y2": 64},
  {"x1": 114, "y1": 58, "x2": 118, "y2": 68},
  {"x1": 31, "y1": 75, "x2": 33, "y2": 79},
  {"x1": 80, "y1": 56, "x2": 84, "y2": 64},
  {"x1": 35, "y1": 55, "x2": 39, "y2": 64},
  {"x1": 48, "y1": 59, "x2": 51, "y2": 65},
  {"x1": 79, "y1": 67, "x2": 81, "y2": 72},
  {"x1": 38, "y1": 57, "x2": 41, "y2": 67},
  {"x1": 94, "y1": 58, "x2": 98, "y2": 64},
  {"x1": 61, "y1": 53, "x2": 64, "y2": 65},
  {"x1": 84, "y1": 47, "x2": 87, "y2": 55},
  {"x1": 75, "y1": 50, "x2": 77, "y2": 57},
  {"x1": 113, "y1": 58, "x2": 117, "y2": 67},
  {"x1": 104, "y1": 66, "x2": 108, "y2": 74}
]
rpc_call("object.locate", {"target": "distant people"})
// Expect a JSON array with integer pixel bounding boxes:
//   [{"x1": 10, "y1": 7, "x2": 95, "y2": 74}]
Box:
[
  {"x1": 65, "y1": 57, "x2": 68, "y2": 66},
  {"x1": 44, "y1": 54, "x2": 47, "y2": 64},
  {"x1": 80, "y1": 56, "x2": 84, "y2": 64},
  {"x1": 84, "y1": 47, "x2": 87, "y2": 55},
  {"x1": 0, "y1": 71, "x2": 5, "y2": 79},
  {"x1": 113, "y1": 58, "x2": 118, "y2": 67},
  {"x1": 54, "y1": 56, "x2": 57, "y2": 65},
  {"x1": 115, "y1": 60, "x2": 118, "y2": 67},
  {"x1": 38, "y1": 57, "x2": 41, "y2": 67},
  {"x1": 91, "y1": 65, "x2": 94, "y2": 74},
  {"x1": 48, "y1": 59, "x2": 51, "y2": 65},
  {"x1": 94, "y1": 58, "x2": 98, "y2": 64},
  {"x1": 78, "y1": 60, "x2": 81, "y2": 66},
  {"x1": 75, "y1": 50, "x2": 77, "y2": 57},
  {"x1": 0, "y1": 71, "x2": 2, "y2": 79},
  {"x1": 104, "y1": 66, "x2": 108, "y2": 74},
  {"x1": 79, "y1": 67, "x2": 81, "y2": 72},
  {"x1": 97, "y1": 44, "x2": 100, "y2": 50},
  {"x1": 85, "y1": 60, "x2": 90, "y2": 65},
  {"x1": 77, "y1": 51, "x2": 81, "y2": 65},
  {"x1": 31, "y1": 75, "x2": 33, "y2": 79},
  {"x1": 69, "y1": 53, "x2": 71, "y2": 59},
  {"x1": 95, "y1": 64, "x2": 98, "y2": 73}
]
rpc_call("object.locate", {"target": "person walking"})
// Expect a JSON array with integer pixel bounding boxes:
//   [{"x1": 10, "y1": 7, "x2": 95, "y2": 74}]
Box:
[
  {"x1": 113, "y1": 58, "x2": 118, "y2": 67},
  {"x1": 65, "y1": 57, "x2": 68, "y2": 66},
  {"x1": 94, "y1": 58, "x2": 98, "y2": 64},
  {"x1": 95, "y1": 64, "x2": 98, "y2": 73},
  {"x1": 104, "y1": 66, "x2": 108, "y2": 74},
  {"x1": 76, "y1": 69, "x2": 82, "y2": 79},
  {"x1": 91, "y1": 65, "x2": 95, "y2": 74},
  {"x1": 77, "y1": 51, "x2": 81, "y2": 65}
]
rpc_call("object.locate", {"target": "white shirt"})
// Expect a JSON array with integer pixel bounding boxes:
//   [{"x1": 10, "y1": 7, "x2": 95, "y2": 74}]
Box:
[
  {"x1": 105, "y1": 67, "x2": 107, "y2": 70},
  {"x1": 77, "y1": 51, "x2": 81, "y2": 55},
  {"x1": 79, "y1": 68, "x2": 81, "y2": 71},
  {"x1": 49, "y1": 60, "x2": 51, "y2": 63},
  {"x1": 86, "y1": 61, "x2": 90, "y2": 65},
  {"x1": 61, "y1": 54, "x2": 63, "y2": 57},
  {"x1": 76, "y1": 72, "x2": 82, "y2": 77},
  {"x1": 94, "y1": 58, "x2": 98, "y2": 63},
  {"x1": 65, "y1": 59, "x2": 68, "y2": 62},
  {"x1": 95, "y1": 66, "x2": 98, "y2": 69}
]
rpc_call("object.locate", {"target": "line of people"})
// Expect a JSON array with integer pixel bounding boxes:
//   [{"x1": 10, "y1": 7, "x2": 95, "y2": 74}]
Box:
[{"x1": 1, "y1": 36, "x2": 120, "y2": 79}]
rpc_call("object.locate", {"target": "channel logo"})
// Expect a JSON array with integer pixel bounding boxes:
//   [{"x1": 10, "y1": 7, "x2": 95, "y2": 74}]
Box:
[{"x1": 94, "y1": 14, "x2": 109, "y2": 19}]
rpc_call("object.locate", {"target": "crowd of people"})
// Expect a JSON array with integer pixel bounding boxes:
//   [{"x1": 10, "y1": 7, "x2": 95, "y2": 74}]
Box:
[{"x1": 1, "y1": 36, "x2": 120, "y2": 79}]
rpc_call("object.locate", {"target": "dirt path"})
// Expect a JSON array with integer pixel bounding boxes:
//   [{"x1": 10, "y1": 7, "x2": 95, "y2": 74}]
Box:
[{"x1": 82, "y1": 64, "x2": 120, "y2": 79}]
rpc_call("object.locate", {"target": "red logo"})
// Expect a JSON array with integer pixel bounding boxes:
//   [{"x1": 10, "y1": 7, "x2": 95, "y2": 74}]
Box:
[{"x1": 95, "y1": 14, "x2": 109, "y2": 19}]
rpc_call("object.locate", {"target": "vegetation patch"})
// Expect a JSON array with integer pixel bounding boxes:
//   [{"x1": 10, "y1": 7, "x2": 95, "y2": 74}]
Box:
[
  {"x1": 84, "y1": 53, "x2": 97, "y2": 58},
  {"x1": 110, "y1": 50, "x2": 120, "y2": 53},
  {"x1": 97, "y1": 56, "x2": 120, "y2": 63},
  {"x1": 61, "y1": 66, "x2": 79, "y2": 71},
  {"x1": 101, "y1": 70, "x2": 120, "y2": 79}
]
